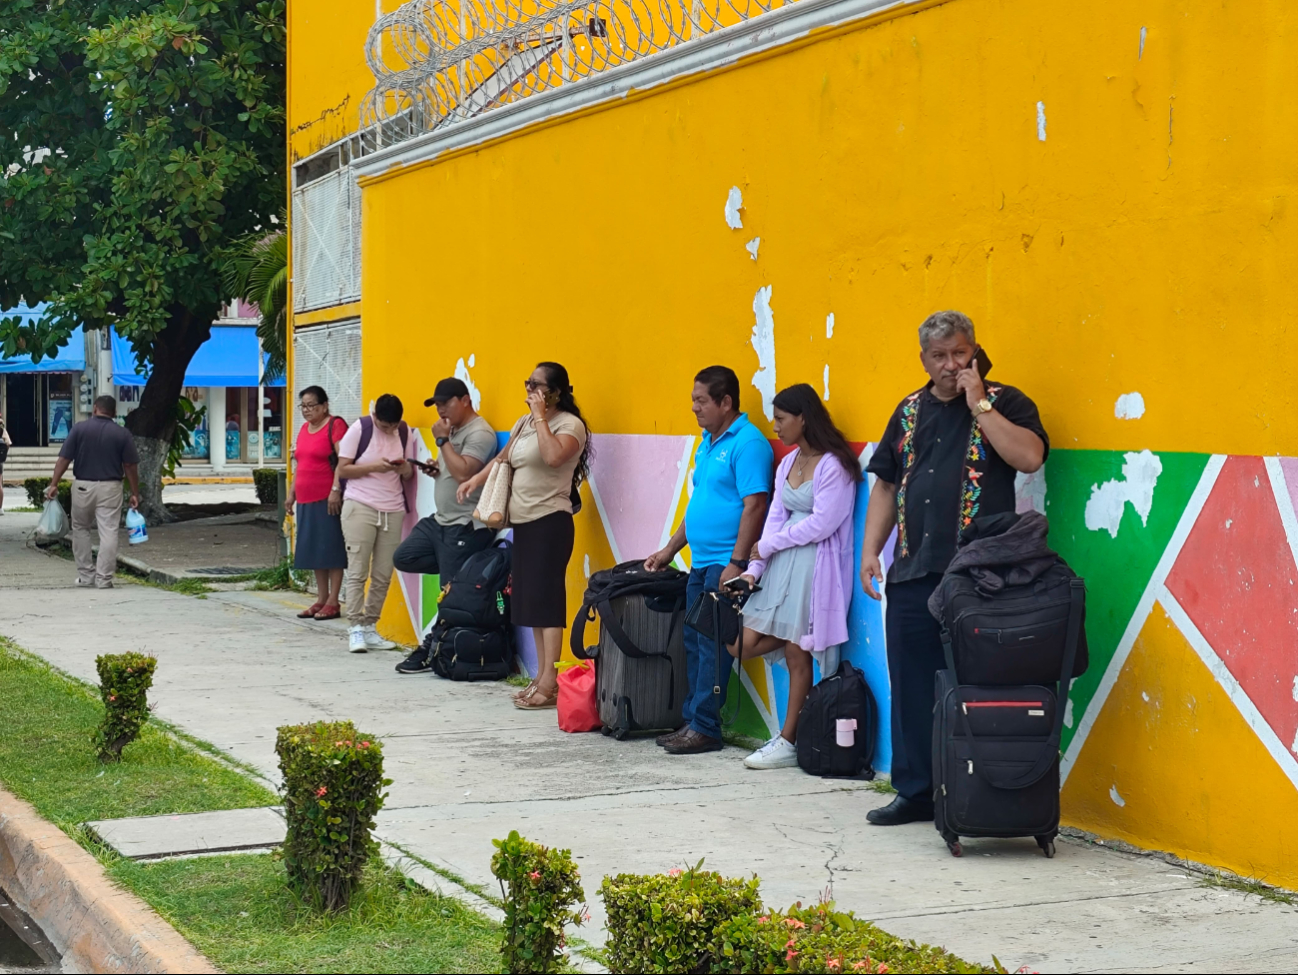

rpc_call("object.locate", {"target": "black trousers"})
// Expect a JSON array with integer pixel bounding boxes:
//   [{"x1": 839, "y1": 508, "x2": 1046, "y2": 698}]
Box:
[
  {"x1": 885, "y1": 573, "x2": 947, "y2": 806},
  {"x1": 392, "y1": 517, "x2": 495, "y2": 583}
]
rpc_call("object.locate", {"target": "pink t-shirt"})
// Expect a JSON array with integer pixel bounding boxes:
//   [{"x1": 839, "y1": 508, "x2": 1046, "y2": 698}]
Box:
[{"x1": 337, "y1": 418, "x2": 417, "y2": 513}]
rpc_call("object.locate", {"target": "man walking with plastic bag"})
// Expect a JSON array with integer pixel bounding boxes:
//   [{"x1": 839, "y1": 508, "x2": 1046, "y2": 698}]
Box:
[{"x1": 45, "y1": 395, "x2": 140, "y2": 589}]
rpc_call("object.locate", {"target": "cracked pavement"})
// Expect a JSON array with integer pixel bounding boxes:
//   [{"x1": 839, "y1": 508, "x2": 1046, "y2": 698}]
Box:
[{"x1": 3, "y1": 507, "x2": 1297, "y2": 972}]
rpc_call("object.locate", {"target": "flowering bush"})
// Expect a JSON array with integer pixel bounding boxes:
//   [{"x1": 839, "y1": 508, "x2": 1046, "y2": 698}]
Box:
[
  {"x1": 93, "y1": 653, "x2": 157, "y2": 762},
  {"x1": 275, "y1": 721, "x2": 388, "y2": 912},
  {"x1": 713, "y1": 901, "x2": 995, "y2": 974},
  {"x1": 490, "y1": 830, "x2": 586, "y2": 973},
  {"x1": 601, "y1": 860, "x2": 762, "y2": 973}
]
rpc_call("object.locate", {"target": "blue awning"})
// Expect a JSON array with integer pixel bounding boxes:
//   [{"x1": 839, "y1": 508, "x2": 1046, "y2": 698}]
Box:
[
  {"x1": 112, "y1": 325, "x2": 284, "y2": 388},
  {"x1": 0, "y1": 303, "x2": 87, "y2": 374}
]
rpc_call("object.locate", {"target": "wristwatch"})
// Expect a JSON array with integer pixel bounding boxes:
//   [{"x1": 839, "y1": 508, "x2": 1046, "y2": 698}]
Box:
[
  {"x1": 730, "y1": 557, "x2": 750, "y2": 571},
  {"x1": 434, "y1": 436, "x2": 449, "y2": 447},
  {"x1": 972, "y1": 398, "x2": 993, "y2": 418}
]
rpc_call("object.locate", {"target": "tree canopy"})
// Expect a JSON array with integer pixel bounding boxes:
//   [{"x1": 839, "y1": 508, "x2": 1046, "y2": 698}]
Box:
[{"x1": 0, "y1": 0, "x2": 285, "y2": 512}]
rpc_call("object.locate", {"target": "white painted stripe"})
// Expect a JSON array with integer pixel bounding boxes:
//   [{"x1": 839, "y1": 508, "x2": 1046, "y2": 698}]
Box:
[
  {"x1": 661, "y1": 436, "x2": 698, "y2": 550},
  {"x1": 352, "y1": 0, "x2": 916, "y2": 180},
  {"x1": 737, "y1": 659, "x2": 781, "y2": 738},
  {"x1": 1263, "y1": 456, "x2": 1298, "y2": 579},
  {"x1": 1060, "y1": 454, "x2": 1226, "y2": 783},
  {"x1": 1158, "y1": 587, "x2": 1298, "y2": 791},
  {"x1": 585, "y1": 474, "x2": 623, "y2": 565}
]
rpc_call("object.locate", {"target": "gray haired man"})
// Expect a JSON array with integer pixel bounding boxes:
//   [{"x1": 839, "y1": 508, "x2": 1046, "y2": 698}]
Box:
[{"x1": 859, "y1": 311, "x2": 1049, "y2": 825}]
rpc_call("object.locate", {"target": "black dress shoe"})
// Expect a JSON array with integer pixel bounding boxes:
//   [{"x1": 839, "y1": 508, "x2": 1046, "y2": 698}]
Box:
[
  {"x1": 866, "y1": 795, "x2": 934, "y2": 826},
  {"x1": 663, "y1": 729, "x2": 724, "y2": 755},
  {"x1": 656, "y1": 725, "x2": 689, "y2": 747}
]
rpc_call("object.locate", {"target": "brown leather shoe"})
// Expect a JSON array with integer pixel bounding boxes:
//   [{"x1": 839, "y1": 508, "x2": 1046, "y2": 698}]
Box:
[
  {"x1": 663, "y1": 729, "x2": 724, "y2": 755},
  {"x1": 655, "y1": 725, "x2": 689, "y2": 747}
]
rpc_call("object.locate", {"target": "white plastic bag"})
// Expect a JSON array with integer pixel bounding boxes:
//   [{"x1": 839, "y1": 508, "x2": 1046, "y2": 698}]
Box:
[{"x1": 35, "y1": 498, "x2": 69, "y2": 543}]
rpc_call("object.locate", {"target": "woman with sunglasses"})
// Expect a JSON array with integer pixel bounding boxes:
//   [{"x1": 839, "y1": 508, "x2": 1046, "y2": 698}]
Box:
[
  {"x1": 287, "y1": 385, "x2": 349, "y2": 620},
  {"x1": 457, "y1": 362, "x2": 591, "y2": 710}
]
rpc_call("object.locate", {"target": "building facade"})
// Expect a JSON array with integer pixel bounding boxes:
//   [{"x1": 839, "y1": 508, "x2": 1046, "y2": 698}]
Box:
[{"x1": 288, "y1": 0, "x2": 1298, "y2": 887}]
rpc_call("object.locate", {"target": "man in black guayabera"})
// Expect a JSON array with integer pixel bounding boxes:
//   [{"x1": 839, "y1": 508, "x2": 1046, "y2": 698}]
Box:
[{"x1": 860, "y1": 311, "x2": 1048, "y2": 826}]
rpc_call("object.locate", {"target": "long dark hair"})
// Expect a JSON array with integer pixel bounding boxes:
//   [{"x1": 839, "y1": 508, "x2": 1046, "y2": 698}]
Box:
[
  {"x1": 771, "y1": 384, "x2": 863, "y2": 482},
  {"x1": 536, "y1": 361, "x2": 593, "y2": 487}
]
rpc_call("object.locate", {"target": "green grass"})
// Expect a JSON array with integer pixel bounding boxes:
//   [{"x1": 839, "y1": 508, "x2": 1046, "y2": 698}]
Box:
[
  {"x1": 0, "y1": 637, "x2": 274, "y2": 826},
  {"x1": 1200, "y1": 870, "x2": 1297, "y2": 905},
  {"x1": 504, "y1": 673, "x2": 532, "y2": 688},
  {"x1": 111, "y1": 856, "x2": 503, "y2": 974}
]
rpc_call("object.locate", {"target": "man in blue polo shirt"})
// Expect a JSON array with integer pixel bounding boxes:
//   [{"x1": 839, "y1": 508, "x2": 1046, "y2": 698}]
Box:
[{"x1": 646, "y1": 365, "x2": 773, "y2": 755}]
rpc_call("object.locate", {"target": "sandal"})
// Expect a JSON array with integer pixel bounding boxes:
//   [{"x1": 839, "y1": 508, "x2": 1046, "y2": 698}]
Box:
[
  {"x1": 297, "y1": 602, "x2": 325, "y2": 618},
  {"x1": 512, "y1": 679, "x2": 539, "y2": 701},
  {"x1": 514, "y1": 685, "x2": 558, "y2": 710},
  {"x1": 314, "y1": 604, "x2": 341, "y2": 621}
]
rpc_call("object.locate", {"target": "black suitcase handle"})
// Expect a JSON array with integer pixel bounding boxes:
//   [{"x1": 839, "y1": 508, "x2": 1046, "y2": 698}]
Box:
[{"x1": 948, "y1": 579, "x2": 1084, "y2": 791}]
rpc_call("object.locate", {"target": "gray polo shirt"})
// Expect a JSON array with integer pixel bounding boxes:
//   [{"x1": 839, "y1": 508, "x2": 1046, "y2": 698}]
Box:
[
  {"x1": 435, "y1": 415, "x2": 498, "y2": 527},
  {"x1": 58, "y1": 416, "x2": 140, "y2": 481}
]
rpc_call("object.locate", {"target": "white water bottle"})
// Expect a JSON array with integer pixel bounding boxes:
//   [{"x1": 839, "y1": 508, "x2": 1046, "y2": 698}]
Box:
[
  {"x1": 126, "y1": 508, "x2": 148, "y2": 545},
  {"x1": 835, "y1": 718, "x2": 857, "y2": 748}
]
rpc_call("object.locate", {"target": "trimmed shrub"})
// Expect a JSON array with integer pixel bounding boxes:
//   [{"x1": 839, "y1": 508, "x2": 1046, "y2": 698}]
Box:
[
  {"x1": 252, "y1": 467, "x2": 280, "y2": 506},
  {"x1": 713, "y1": 900, "x2": 995, "y2": 974},
  {"x1": 491, "y1": 830, "x2": 587, "y2": 974},
  {"x1": 25, "y1": 477, "x2": 70, "y2": 514},
  {"x1": 275, "y1": 721, "x2": 388, "y2": 912},
  {"x1": 93, "y1": 653, "x2": 157, "y2": 762},
  {"x1": 602, "y1": 860, "x2": 762, "y2": 974}
]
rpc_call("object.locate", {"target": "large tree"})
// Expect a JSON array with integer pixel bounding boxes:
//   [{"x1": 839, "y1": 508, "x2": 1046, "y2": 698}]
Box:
[{"x1": 0, "y1": 0, "x2": 285, "y2": 520}]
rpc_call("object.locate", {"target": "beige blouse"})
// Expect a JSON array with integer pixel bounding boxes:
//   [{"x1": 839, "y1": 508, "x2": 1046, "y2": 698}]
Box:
[{"x1": 507, "y1": 411, "x2": 587, "y2": 524}]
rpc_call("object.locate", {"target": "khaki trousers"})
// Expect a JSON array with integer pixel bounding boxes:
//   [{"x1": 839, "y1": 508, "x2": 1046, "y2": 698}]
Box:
[
  {"x1": 71, "y1": 479, "x2": 122, "y2": 587},
  {"x1": 341, "y1": 499, "x2": 403, "y2": 627}
]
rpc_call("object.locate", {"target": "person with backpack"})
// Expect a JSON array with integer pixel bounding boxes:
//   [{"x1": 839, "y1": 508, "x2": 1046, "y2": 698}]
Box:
[
  {"x1": 860, "y1": 311, "x2": 1048, "y2": 825},
  {"x1": 644, "y1": 366, "x2": 773, "y2": 755},
  {"x1": 337, "y1": 393, "x2": 417, "y2": 653},
  {"x1": 731, "y1": 384, "x2": 862, "y2": 769},
  {"x1": 286, "y1": 385, "x2": 348, "y2": 621},
  {"x1": 456, "y1": 362, "x2": 591, "y2": 710}
]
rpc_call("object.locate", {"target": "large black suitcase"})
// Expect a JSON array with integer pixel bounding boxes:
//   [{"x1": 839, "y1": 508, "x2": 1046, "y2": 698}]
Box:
[
  {"x1": 572, "y1": 561, "x2": 689, "y2": 738},
  {"x1": 933, "y1": 577, "x2": 1084, "y2": 857}
]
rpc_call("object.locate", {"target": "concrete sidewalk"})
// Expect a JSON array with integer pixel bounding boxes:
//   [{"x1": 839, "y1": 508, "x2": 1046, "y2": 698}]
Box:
[{"x1": 1, "y1": 510, "x2": 1296, "y2": 973}]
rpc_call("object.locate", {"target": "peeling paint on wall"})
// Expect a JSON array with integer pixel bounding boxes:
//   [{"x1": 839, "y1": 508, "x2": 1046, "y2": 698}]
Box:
[
  {"x1": 750, "y1": 285, "x2": 777, "y2": 421},
  {"x1": 826, "y1": 312, "x2": 835, "y2": 339},
  {"x1": 1139, "y1": 25, "x2": 1147, "y2": 59},
  {"x1": 1037, "y1": 101, "x2": 1047, "y2": 141},
  {"x1": 725, "y1": 186, "x2": 744, "y2": 229},
  {"x1": 1015, "y1": 468, "x2": 1048, "y2": 515},
  {"x1": 1110, "y1": 784, "x2": 1126, "y2": 807},
  {"x1": 823, "y1": 363, "x2": 830, "y2": 401},
  {"x1": 454, "y1": 355, "x2": 482, "y2": 410},
  {"x1": 1115, "y1": 391, "x2": 1146, "y2": 420},
  {"x1": 1084, "y1": 449, "x2": 1164, "y2": 538},
  {"x1": 746, "y1": 237, "x2": 761, "y2": 260}
]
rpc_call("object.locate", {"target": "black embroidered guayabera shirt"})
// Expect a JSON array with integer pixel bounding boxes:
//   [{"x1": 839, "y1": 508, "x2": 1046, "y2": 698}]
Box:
[{"x1": 865, "y1": 382, "x2": 1049, "y2": 584}]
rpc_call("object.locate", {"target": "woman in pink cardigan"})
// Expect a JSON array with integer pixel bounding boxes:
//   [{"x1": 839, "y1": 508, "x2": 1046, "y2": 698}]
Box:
[{"x1": 733, "y1": 383, "x2": 862, "y2": 769}]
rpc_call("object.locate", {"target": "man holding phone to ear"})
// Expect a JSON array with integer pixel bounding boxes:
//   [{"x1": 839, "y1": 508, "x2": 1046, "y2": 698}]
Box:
[{"x1": 860, "y1": 310, "x2": 1049, "y2": 826}]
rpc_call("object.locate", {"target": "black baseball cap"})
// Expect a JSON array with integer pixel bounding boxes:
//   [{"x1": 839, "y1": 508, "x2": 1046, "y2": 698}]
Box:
[{"x1": 424, "y1": 378, "x2": 471, "y2": 407}]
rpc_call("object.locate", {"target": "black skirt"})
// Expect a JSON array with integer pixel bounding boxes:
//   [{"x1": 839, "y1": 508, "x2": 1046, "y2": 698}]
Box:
[
  {"x1": 511, "y1": 511, "x2": 574, "y2": 628},
  {"x1": 294, "y1": 499, "x2": 348, "y2": 570}
]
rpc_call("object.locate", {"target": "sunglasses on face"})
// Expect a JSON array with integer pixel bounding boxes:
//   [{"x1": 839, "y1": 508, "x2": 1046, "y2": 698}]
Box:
[{"x1": 523, "y1": 380, "x2": 551, "y2": 393}]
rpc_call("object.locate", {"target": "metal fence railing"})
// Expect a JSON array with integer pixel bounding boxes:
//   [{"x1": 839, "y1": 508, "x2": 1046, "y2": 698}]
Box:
[{"x1": 362, "y1": 0, "x2": 798, "y2": 146}]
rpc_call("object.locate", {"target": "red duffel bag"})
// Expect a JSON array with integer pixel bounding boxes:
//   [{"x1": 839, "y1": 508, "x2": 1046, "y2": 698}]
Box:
[{"x1": 557, "y1": 660, "x2": 601, "y2": 733}]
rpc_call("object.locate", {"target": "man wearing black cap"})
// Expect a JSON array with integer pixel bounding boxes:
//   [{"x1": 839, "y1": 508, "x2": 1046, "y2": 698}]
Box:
[{"x1": 394, "y1": 378, "x2": 499, "y2": 673}]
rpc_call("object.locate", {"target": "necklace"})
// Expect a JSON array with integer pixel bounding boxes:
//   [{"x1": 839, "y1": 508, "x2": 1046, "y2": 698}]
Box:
[{"x1": 794, "y1": 449, "x2": 819, "y2": 483}]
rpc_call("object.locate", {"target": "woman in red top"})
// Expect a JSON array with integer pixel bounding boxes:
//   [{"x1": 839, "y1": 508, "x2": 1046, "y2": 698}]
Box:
[{"x1": 286, "y1": 386, "x2": 348, "y2": 619}]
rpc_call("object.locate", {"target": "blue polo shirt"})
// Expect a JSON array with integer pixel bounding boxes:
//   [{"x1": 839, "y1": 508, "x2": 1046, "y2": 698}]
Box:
[{"x1": 684, "y1": 413, "x2": 774, "y2": 567}]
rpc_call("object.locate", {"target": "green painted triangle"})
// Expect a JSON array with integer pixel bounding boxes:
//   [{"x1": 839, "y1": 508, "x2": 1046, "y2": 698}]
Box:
[
  {"x1": 723, "y1": 671, "x2": 773, "y2": 740},
  {"x1": 420, "y1": 573, "x2": 441, "y2": 632},
  {"x1": 1044, "y1": 449, "x2": 1210, "y2": 751}
]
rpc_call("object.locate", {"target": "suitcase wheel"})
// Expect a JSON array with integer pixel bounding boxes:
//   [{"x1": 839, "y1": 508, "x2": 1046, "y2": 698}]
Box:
[
  {"x1": 1036, "y1": 835, "x2": 1056, "y2": 858},
  {"x1": 947, "y1": 840, "x2": 963, "y2": 857},
  {"x1": 612, "y1": 727, "x2": 629, "y2": 741},
  {"x1": 600, "y1": 726, "x2": 613, "y2": 736}
]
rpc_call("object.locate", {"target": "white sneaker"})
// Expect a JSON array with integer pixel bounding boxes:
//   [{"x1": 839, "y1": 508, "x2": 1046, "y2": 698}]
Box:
[
  {"x1": 363, "y1": 625, "x2": 396, "y2": 651},
  {"x1": 348, "y1": 626, "x2": 369, "y2": 653},
  {"x1": 743, "y1": 735, "x2": 799, "y2": 770}
]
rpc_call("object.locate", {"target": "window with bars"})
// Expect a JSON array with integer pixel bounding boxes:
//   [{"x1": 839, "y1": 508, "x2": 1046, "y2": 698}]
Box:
[
  {"x1": 292, "y1": 320, "x2": 363, "y2": 446},
  {"x1": 291, "y1": 168, "x2": 362, "y2": 312}
]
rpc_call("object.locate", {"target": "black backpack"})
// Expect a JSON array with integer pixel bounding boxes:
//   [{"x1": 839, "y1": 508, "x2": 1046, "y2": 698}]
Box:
[
  {"x1": 570, "y1": 560, "x2": 689, "y2": 659},
  {"x1": 429, "y1": 625, "x2": 512, "y2": 681},
  {"x1": 930, "y1": 561, "x2": 1089, "y2": 685},
  {"x1": 795, "y1": 660, "x2": 878, "y2": 779},
  {"x1": 435, "y1": 541, "x2": 512, "y2": 632}
]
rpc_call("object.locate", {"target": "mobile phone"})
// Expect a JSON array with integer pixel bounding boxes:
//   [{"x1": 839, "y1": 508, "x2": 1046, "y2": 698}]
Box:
[
  {"x1": 544, "y1": 389, "x2": 561, "y2": 410},
  {"x1": 413, "y1": 459, "x2": 438, "y2": 474},
  {"x1": 971, "y1": 346, "x2": 993, "y2": 379}
]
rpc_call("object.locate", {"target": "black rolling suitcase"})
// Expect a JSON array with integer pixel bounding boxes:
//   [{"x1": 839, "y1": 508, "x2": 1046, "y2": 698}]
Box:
[
  {"x1": 572, "y1": 561, "x2": 690, "y2": 738},
  {"x1": 933, "y1": 577, "x2": 1084, "y2": 857}
]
